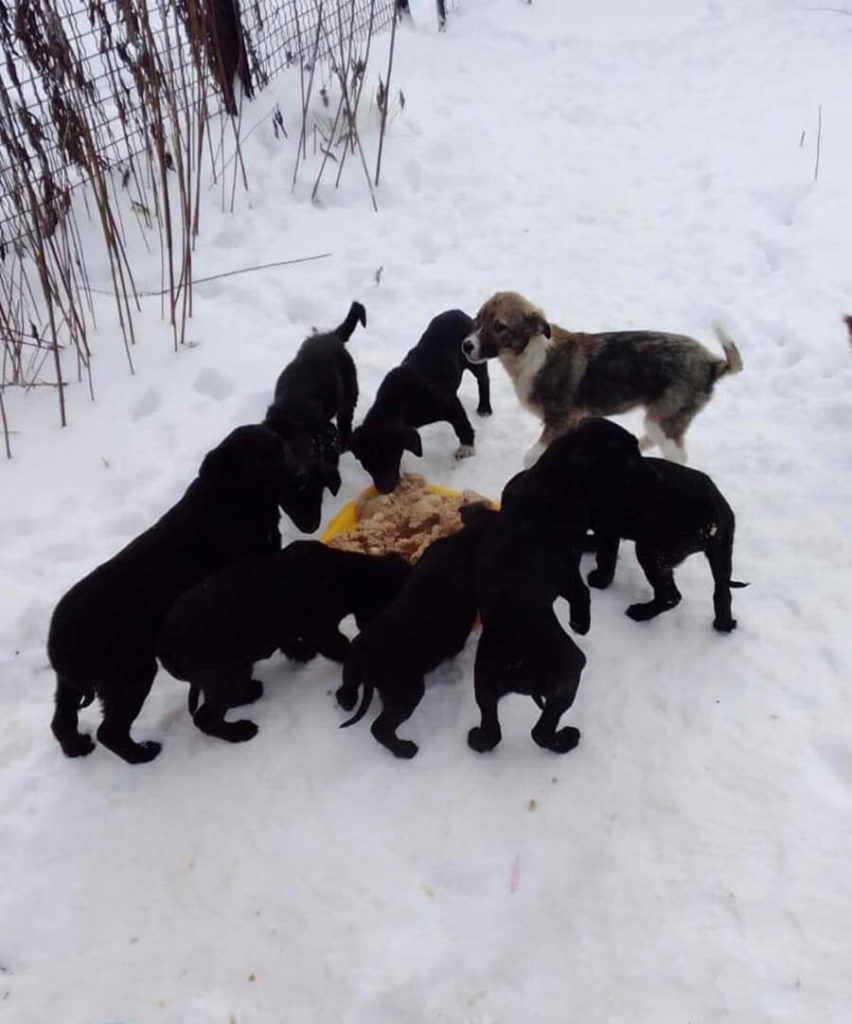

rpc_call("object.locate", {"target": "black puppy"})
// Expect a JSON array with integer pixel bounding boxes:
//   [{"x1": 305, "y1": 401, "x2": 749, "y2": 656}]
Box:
[
  {"x1": 468, "y1": 470, "x2": 593, "y2": 755},
  {"x1": 48, "y1": 425, "x2": 297, "y2": 764},
  {"x1": 265, "y1": 300, "x2": 365, "y2": 463},
  {"x1": 157, "y1": 541, "x2": 410, "y2": 743},
  {"x1": 337, "y1": 503, "x2": 495, "y2": 758},
  {"x1": 584, "y1": 449, "x2": 745, "y2": 632},
  {"x1": 348, "y1": 309, "x2": 492, "y2": 493}
]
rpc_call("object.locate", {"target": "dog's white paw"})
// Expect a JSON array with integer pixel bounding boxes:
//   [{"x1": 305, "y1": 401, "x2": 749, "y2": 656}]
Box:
[{"x1": 455, "y1": 444, "x2": 475, "y2": 460}]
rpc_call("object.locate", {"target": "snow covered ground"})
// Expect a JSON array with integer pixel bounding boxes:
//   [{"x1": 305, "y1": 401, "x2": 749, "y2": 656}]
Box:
[{"x1": 2, "y1": 1, "x2": 852, "y2": 1021}]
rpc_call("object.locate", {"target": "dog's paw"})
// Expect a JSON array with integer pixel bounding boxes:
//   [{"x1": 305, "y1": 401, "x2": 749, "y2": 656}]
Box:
[
  {"x1": 223, "y1": 719, "x2": 259, "y2": 743},
  {"x1": 454, "y1": 444, "x2": 475, "y2": 460},
  {"x1": 60, "y1": 733, "x2": 96, "y2": 758},
  {"x1": 587, "y1": 569, "x2": 612, "y2": 590},
  {"x1": 569, "y1": 616, "x2": 590, "y2": 636},
  {"x1": 124, "y1": 740, "x2": 162, "y2": 764},
  {"x1": 388, "y1": 739, "x2": 418, "y2": 759},
  {"x1": 476, "y1": 406, "x2": 493, "y2": 417},
  {"x1": 467, "y1": 726, "x2": 500, "y2": 753},
  {"x1": 713, "y1": 617, "x2": 737, "y2": 633},
  {"x1": 626, "y1": 602, "x2": 658, "y2": 622},
  {"x1": 336, "y1": 685, "x2": 358, "y2": 711},
  {"x1": 549, "y1": 726, "x2": 581, "y2": 754}
]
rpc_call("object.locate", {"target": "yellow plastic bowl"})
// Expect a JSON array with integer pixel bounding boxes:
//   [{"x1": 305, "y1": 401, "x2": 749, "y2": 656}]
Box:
[{"x1": 321, "y1": 482, "x2": 497, "y2": 544}]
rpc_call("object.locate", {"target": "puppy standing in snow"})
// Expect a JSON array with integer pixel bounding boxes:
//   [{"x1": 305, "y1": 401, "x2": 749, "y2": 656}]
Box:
[{"x1": 462, "y1": 291, "x2": 742, "y2": 467}]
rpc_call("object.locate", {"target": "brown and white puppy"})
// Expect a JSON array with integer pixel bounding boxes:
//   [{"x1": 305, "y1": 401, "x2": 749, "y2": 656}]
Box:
[{"x1": 462, "y1": 291, "x2": 742, "y2": 467}]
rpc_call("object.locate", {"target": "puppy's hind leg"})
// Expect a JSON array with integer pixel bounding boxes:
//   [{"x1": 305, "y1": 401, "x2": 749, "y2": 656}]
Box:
[
  {"x1": 468, "y1": 635, "x2": 504, "y2": 753},
  {"x1": 51, "y1": 674, "x2": 96, "y2": 757},
  {"x1": 530, "y1": 691, "x2": 581, "y2": 754},
  {"x1": 705, "y1": 535, "x2": 737, "y2": 633},
  {"x1": 192, "y1": 666, "x2": 259, "y2": 743},
  {"x1": 97, "y1": 659, "x2": 162, "y2": 763},
  {"x1": 370, "y1": 675, "x2": 425, "y2": 759},
  {"x1": 531, "y1": 644, "x2": 585, "y2": 753},
  {"x1": 626, "y1": 543, "x2": 682, "y2": 622}
]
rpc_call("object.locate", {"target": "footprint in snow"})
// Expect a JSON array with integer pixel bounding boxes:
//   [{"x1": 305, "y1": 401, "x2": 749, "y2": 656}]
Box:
[
  {"x1": 131, "y1": 387, "x2": 162, "y2": 421},
  {"x1": 193, "y1": 369, "x2": 236, "y2": 401}
]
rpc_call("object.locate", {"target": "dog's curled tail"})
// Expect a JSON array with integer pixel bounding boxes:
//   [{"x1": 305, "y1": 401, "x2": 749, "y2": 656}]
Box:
[
  {"x1": 187, "y1": 684, "x2": 201, "y2": 717},
  {"x1": 335, "y1": 301, "x2": 367, "y2": 343},
  {"x1": 339, "y1": 655, "x2": 374, "y2": 729},
  {"x1": 712, "y1": 324, "x2": 743, "y2": 377}
]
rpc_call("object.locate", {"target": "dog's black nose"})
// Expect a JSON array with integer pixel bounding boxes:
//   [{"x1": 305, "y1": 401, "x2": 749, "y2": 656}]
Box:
[{"x1": 462, "y1": 339, "x2": 474, "y2": 355}]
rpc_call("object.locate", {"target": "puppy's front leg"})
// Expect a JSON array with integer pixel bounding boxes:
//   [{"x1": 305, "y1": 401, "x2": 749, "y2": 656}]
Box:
[
  {"x1": 523, "y1": 423, "x2": 560, "y2": 469},
  {"x1": 469, "y1": 361, "x2": 492, "y2": 416},
  {"x1": 444, "y1": 396, "x2": 476, "y2": 458},
  {"x1": 560, "y1": 558, "x2": 590, "y2": 635},
  {"x1": 468, "y1": 641, "x2": 503, "y2": 753},
  {"x1": 588, "y1": 532, "x2": 620, "y2": 589}
]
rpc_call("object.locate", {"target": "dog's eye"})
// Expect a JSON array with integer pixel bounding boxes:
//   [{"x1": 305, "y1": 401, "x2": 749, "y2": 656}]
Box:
[{"x1": 493, "y1": 321, "x2": 508, "y2": 334}]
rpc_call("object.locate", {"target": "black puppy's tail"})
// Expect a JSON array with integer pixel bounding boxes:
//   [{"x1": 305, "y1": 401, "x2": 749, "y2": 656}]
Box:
[
  {"x1": 340, "y1": 683, "x2": 374, "y2": 728},
  {"x1": 339, "y1": 657, "x2": 375, "y2": 728},
  {"x1": 335, "y1": 301, "x2": 367, "y2": 343},
  {"x1": 187, "y1": 684, "x2": 201, "y2": 716},
  {"x1": 730, "y1": 580, "x2": 749, "y2": 589}
]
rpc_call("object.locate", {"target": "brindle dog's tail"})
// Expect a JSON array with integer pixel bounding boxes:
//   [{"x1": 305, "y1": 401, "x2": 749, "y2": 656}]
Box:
[
  {"x1": 712, "y1": 324, "x2": 743, "y2": 377},
  {"x1": 335, "y1": 301, "x2": 367, "y2": 343}
]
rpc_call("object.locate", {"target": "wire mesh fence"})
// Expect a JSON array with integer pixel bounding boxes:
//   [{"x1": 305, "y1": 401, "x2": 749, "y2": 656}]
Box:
[{"x1": 0, "y1": 0, "x2": 398, "y2": 455}]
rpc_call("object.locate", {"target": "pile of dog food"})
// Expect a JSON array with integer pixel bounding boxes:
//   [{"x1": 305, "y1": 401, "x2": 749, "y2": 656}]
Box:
[{"x1": 325, "y1": 473, "x2": 493, "y2": 563}]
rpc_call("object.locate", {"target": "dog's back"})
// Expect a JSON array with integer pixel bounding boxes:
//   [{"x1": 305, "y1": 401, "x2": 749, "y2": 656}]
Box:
[
  {"x1": 401, "y1": 309, "x2": 474, "y2": 390},
  {"x1": 354, "y1": 512, "x2": 488, "y2": 674},
  {"x1": 266, "y1": 301, "x2": 365, "y2": 447},
  {"x1": 158, "y1": 541, "x2": 410, "y2": 681},
  {"x1": 601, "y1": 456, "x2": 734, "y2": 544},
  {"x1": 49, "y1": 469, "x2": 278, "y2": 680}
]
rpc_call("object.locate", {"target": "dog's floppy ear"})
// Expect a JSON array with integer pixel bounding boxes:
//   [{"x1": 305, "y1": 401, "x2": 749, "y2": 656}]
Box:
[
  {"x1": 526, "y1": 312, "x2": 551, "y2": 339},
  {"x1": 322, "y1": 465, "x2": 341, "y2": 496},
  {"x1": 403, "y1": 428, "x2": 423, "y2": 457}
]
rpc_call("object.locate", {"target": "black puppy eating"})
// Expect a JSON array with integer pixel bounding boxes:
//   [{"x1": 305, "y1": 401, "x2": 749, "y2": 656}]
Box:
[
  {"x1": 265, "y1": 300, "x2": 365, "y2": 461},
  {"x1": 349, "y1": 309, "x2": 492, "y2": 494},
  {"x1": 337, "y1": 502, "x2": 495, "y2": 758},
  {"x1": 48, "y1": 425, "x2": 296, "y2": 764},
  {"x1": 157, "y1": 541, "x2": 410, "y2": 743}
]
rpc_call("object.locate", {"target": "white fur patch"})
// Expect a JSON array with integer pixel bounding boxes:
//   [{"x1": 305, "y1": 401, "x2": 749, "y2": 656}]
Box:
[
  {"x1": 463, "y1": 332, "x2": 484, "y2": 363},
  {"x1": 642, "y1": 418, "x2": 687, "y2": 463},
  {"x1": 500, "y1": 333, "x2": 551, "y2": 415}
]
